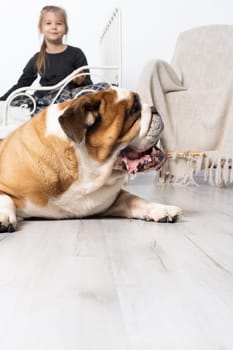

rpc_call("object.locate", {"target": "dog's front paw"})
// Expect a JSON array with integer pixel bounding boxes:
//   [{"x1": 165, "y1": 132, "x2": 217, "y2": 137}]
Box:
[
  {"x1": 144, "y1": 203, "x2": 182, "y2": 223},
  {"x1": 0, "y1": 195, "x2": 17, "y2": 233},
  {"x1": 155, "y1": 204, "x2": 183, "y2": 223},
  {"x1": 0, "y1": 222, "x2": 15, "y2": 233}
]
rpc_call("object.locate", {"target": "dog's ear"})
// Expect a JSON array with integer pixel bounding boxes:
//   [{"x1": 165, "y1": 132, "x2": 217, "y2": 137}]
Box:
[{"x1": 58, "y1": 94, "x2": 103, "y2": 143}]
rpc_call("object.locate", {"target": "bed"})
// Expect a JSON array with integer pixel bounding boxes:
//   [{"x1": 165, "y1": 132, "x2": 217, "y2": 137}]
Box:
[{"x1": 0, "y1": 8, "x2": 122, "y2": 139}]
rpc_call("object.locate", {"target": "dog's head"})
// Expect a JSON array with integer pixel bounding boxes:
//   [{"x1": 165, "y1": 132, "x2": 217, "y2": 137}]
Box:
[{"x1": 58, "y1": 87, "x2": 166, "y2": 174}]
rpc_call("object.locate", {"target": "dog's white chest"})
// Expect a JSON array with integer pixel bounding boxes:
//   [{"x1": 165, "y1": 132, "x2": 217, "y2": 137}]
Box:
[{"x1": 17, "y1": 173, "x2": 126, "y2": 219}]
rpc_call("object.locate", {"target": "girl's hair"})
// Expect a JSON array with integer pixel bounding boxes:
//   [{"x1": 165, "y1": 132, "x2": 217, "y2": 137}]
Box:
[{"x1": 36, "y1": 5, "x2": 69, "y2": 75}]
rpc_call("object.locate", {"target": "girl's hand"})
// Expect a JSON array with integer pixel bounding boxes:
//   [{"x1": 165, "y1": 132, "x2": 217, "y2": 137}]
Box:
[{"x1": 73, "y1": 73, "x2": 85, "y2": 85}]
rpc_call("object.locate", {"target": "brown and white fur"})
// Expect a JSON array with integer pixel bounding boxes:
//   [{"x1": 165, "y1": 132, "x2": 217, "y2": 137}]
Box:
[{"x1": 0, "y1": 87, "x2": 182, "y2": 233}]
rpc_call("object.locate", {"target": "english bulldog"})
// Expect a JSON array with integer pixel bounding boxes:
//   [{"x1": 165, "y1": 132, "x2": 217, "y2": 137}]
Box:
[{"x1": 0, "y1": 87, "x2": 182, "y2": 233}]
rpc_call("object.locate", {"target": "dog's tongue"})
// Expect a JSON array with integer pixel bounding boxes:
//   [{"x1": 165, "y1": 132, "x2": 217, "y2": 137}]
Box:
[{"x1": 121, "y1": 145, "x2": 166, "y2": 174}]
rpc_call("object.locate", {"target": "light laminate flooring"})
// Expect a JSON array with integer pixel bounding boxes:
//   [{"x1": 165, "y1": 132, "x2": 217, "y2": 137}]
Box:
[{"x1": 0, "y1": 173, "x2": 233, "y2": 350}]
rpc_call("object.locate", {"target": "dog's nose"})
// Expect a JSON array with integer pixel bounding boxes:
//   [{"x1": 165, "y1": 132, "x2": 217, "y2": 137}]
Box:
[
  {"x1": 151, "y1": 106, "x2": 164, "y2": 133},
  {"x1": 151, "y1": 106, "x2": 158, "y2": 114}
]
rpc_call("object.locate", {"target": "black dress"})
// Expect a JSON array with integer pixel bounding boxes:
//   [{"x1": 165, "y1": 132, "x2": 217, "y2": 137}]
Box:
[{"x1": 0, "y1": 45, "x2": 92, "y2": 101}]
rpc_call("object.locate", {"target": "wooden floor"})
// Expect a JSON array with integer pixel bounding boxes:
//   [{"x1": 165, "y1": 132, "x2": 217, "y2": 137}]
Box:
[{"x1": 0, "y1": 173, "x2": 232, "y2": 350}]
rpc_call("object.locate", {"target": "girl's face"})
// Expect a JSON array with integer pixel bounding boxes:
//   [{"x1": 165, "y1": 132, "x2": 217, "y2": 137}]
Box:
[{"x1": 40, "y1": 11, "x2": 67, "y2": 43}]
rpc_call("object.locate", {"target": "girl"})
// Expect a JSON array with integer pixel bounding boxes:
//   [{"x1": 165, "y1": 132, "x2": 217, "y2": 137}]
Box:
[{"x1": 0, "y1": 6, "x2": 100, "y2": 113}]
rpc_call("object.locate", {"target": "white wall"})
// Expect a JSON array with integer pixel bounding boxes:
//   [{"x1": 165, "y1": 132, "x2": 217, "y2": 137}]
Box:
[{"x1": 0, "y1": 0, "x2": 233, "y2": 95}]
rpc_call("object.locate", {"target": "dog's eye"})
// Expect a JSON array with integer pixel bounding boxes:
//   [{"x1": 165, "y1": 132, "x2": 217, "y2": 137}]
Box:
[
  {"x1": 130, "y1": 94, "x2": 141, "y2": 116},
  {"x1": 84, "y1": 101, "x2": 100, "y2": 112}
]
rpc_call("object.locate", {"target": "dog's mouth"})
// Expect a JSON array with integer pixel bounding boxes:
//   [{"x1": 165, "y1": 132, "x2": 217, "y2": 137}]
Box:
[
  {"x1": 118, "y1": 144, "x2": 166, "y2": 174},
  {"x1": 114, "y1": 108, "x2": 167, "y2": 174}
]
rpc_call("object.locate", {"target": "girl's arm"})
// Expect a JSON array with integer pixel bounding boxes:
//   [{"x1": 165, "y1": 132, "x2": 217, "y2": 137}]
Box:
[
  {"x1": 0, "y1": 54, "x2": 38, "y2": 101},
  {"x1": 72, "y1": 48, "x2": 93, "y2": 86}
]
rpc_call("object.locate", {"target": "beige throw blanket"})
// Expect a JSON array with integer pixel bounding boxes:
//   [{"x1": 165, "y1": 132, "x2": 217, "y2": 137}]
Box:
[{"x1": 137, "y1": 57, "x2": 233, "y2": 186}]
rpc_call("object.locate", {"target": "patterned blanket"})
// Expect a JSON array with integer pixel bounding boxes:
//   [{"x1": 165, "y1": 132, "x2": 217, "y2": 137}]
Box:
[{"x1": 10, "y1": 82, "x2": 110, "y2": 116}]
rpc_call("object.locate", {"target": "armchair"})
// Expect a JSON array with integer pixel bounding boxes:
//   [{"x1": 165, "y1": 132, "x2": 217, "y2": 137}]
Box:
[{"x1": 137, "y1": 25, "x2": 233, "y2": 186}]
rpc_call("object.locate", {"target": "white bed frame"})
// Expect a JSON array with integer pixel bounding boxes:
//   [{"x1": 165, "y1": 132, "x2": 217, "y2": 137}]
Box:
[{"x1": 0, "y1": 8, "x2": 122, "y2": 139}]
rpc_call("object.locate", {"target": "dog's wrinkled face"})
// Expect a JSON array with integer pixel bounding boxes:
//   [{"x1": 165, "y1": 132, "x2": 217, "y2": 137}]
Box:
[{"x1": 59, "y1": 87, "x2": 166, "y2": 174}]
